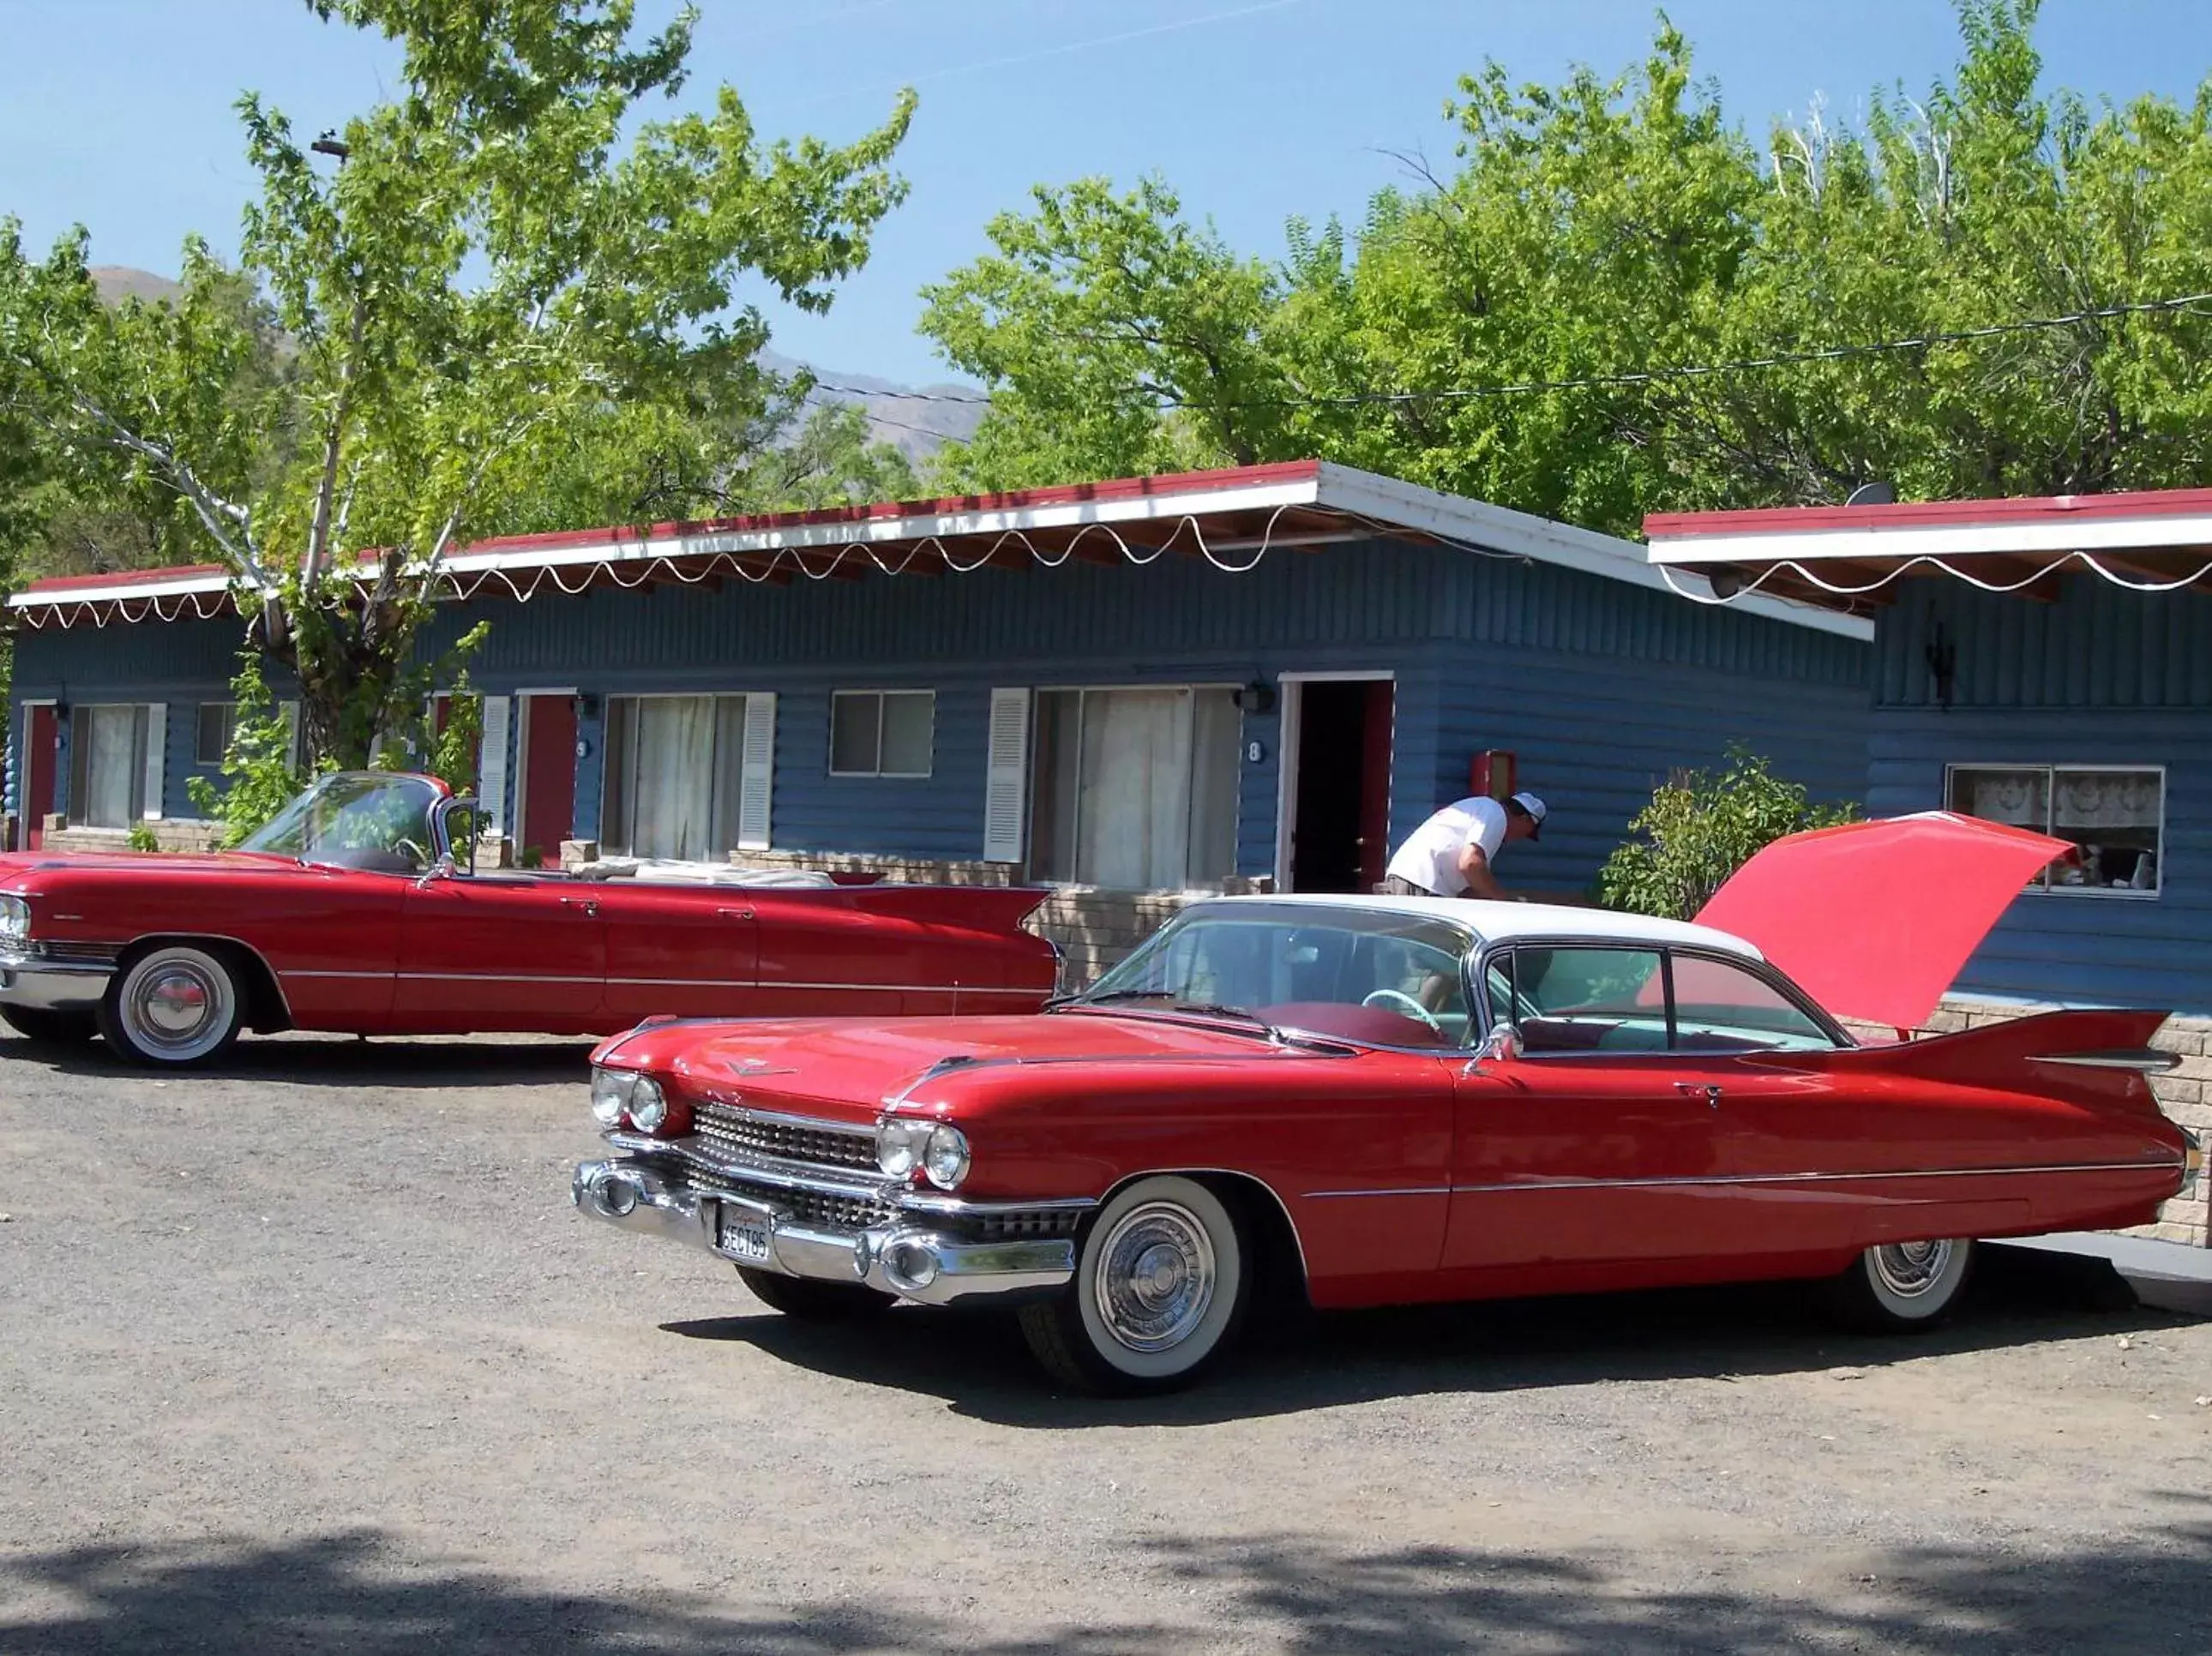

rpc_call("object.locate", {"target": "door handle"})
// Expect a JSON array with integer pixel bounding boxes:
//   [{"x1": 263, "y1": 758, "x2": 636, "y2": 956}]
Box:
[
  {"x1": 560, "y1": 896, "x2": 599, "y2": 917},
  {"x1": 717, "y1": 906, "x2": 755, "y2": 921},
  {"x1": 1674, "y1": 1081, "x2": 1722, "y2": 1108}
]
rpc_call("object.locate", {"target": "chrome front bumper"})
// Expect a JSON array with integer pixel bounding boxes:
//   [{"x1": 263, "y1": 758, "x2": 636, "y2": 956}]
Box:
[
  {"x1": 571, "y1": 1156, "x2": 1079, "y2": 1307},
  {"x1": 0, "y1": 948, "x2": 113, "y2": 1013}
]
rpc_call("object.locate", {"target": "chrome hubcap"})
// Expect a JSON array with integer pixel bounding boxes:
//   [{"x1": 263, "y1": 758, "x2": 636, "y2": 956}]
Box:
[
  {"x1": 1094, "y1": 1201, "x2": 1215, "y2": 1353},
  {"x1": 126, "y1": 955, "x2": 230, "y2": 1056},
  {"x1": 1871, "y1": 1239, "x2": 1954, "y2": 1299}
]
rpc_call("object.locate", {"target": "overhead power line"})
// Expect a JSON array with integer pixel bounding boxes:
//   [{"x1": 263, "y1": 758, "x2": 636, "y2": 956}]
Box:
[{"x1": 803, "y1": 291, "x2": 2212, "y2": 413}]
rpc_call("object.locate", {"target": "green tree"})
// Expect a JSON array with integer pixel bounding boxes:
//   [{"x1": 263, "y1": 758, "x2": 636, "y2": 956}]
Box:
[
  {"x1": 1598, "y1": 747, "x2": 1860, "y2": 921},
  {"x1": 918, "y1": 3, "x2": 2212, "y2": 528},
  {"x1": 3, "y1": 0, "x2": 913, "y2": 769}
]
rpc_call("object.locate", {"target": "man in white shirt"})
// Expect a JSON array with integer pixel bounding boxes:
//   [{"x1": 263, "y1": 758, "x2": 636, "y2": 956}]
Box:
[{"x1": 1382, "y1": 790, "x2": 1548, "y2": 900}]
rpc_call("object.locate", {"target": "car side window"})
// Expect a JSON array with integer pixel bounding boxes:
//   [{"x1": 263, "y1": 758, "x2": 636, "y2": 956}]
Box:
[
  {"x1": 1496, "y1": 946, "x2": 1670, "y2": 1054},
  {"x1": 1670, "y1": 954, "x2": 1837, "y2": 1052}
]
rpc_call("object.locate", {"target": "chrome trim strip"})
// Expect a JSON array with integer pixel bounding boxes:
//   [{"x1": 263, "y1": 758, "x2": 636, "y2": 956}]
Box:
[
  {"x1": 2029, "y1": 1050, "x2": 2183, "y2": 1073},
  {"x1": 694, "y1": 1100, "x2": 874, "y2": 1138},
  {"x1": 1302, "y1": 1185, "x2": 1452, "y2": 1200},
  {"x1": 895, "y1": 1191, "x2": 1098, "y2": 1218},
  {"x1": 1446, "y1": 1159, "x2": 2180, "y2": 1196}
]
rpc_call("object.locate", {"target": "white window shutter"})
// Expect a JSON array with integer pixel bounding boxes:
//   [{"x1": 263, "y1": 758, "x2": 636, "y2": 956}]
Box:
[
  {"x1": 983, "y1": 687, "x2": 1031, "y2": 864},
  {"x1": 478, "y1": 696, "x2": 511, "y2": 832},
  {"x1": 141, "y1": 703, "x2": 167, "y2": 819},
  {"x1": 736, "y1": 693, "x2": 776, "y2": 851}
]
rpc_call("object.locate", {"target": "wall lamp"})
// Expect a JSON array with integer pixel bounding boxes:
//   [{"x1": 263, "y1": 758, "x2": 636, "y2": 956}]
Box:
[{"x1": 1232, "y1": 680, "x2": 1277, "y2": 716}]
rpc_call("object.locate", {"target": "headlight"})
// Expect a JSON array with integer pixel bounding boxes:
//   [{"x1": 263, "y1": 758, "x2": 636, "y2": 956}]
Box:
[
  {"x1": 627, "y1": 1076, "x2": 668, "y2": 1133},
  {"x1": 0, "y1": 897, "x2": 27, "y2": 947},
  {"x1": 590, "y1": 1067, "x2": 635, "y2": 1126},
  {"x1": 875, "y1": 1117, "x2": 928, "y2": 1178},
  {"x1": 922, "y1": 1124, "x2": 971, "y2": 1191}
]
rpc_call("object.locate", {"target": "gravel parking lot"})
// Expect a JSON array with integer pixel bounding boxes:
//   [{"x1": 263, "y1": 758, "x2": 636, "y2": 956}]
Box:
[{"x1": 5, "y1": 1031, "x2": 2212, "y2": 1653}]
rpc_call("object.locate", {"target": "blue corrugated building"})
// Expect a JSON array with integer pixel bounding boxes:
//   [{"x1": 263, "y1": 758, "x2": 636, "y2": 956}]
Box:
[
  {"x1": 1649, "y1": 489, "x2": 2212, "y2": 1017},
  {"x1": 8, "y1": 462, "x2": 1871, "y2": 910}
]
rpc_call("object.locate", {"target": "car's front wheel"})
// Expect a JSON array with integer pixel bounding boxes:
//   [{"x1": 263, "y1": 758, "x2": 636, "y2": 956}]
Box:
[
  {"x1": 1019, "y1": 1174, "x2": 1250, "y2": 1395},
  {"x1": 99, "y1": 944, "x2": 245, "y2": 1068},
  {"x1": 1827, "y1": 1238, "x2": 1975, "y2": 1332},
  {"x1": 1, "y1": 1006, "x2": 99, "y2": 1047},
  {"x1": 736, "y1": 1268, "x2": 895, "y2": 1319}
]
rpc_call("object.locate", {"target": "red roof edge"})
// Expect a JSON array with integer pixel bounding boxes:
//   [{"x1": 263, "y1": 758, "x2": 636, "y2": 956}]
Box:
[
  {"x1": 13, "y1": 461, "x2": 1329, "y2": 595},
  {"x1": 20, "y1": 562, "x2": 231, "y2": 595},
  {"x1": 1644, "y1": 483, "x2": 2212, "y2": 541}
]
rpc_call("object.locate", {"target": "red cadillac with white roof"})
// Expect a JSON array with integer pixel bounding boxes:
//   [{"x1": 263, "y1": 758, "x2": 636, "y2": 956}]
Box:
[{"x1": 574, "y1": 816, "x2": 2198, "y2": 1394}]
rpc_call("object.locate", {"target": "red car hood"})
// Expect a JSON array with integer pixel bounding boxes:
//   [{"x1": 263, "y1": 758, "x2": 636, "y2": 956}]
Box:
[
  {"x1": 0, "y1": 849, "x2": 295, "y2": 882},
  {"x1": 1694, "y1": 812, "x2": 2075, "y2": 1031},
  {"x1": 617, "y1": 1011, "x2": 1285, "y2": 1125}
]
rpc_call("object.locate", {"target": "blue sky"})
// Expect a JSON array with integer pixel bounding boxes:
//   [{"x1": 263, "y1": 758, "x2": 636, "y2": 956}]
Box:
[{"x1": 2, "y1": 0, "x2": 2205, "y2": 386}]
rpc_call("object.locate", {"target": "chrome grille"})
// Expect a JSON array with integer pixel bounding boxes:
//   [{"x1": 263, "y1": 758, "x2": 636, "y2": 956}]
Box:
[
  {"x1": 968, "y1": 1209, "x2": 1087, "y2": 1243},
  {"x1": 691, "y1": 1101, "x2": 875, "y2": 1173},
  {"x1": 668, "y1": 1160, "x2": 895, "y2": 1233}
]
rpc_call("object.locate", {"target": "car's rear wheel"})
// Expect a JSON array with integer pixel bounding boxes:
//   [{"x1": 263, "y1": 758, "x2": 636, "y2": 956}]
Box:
[
  {"x1": 1827, "y1": 1238, "x2": 1975, "y2": 1332},
  {"x1": 99, "y1": 944, "x2": 244, "y2": 1068},
  {"x1": 0, "y1": 1006, "x2": 99, "y2": 1047},
  {"x1": 1019, "y1": 1175, "x2": 1250, "y2": 1395},
  {"x1": 736, "y1": 1267, "x2": 895, "y2": 1319}
]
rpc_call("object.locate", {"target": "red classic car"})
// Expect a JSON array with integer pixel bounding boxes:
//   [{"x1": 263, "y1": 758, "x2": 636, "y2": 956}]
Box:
[
  {"x1": 0, "y1": 771, "x2": 1058, "y2": 1066},
  {"x1": 574, "y1": 884, "x2": 2198, "y2": 1394}
]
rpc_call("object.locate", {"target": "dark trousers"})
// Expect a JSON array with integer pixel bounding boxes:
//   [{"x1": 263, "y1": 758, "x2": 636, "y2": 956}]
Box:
[{"x1": 1378, "y1": 873, "x2": 1439, "y2": 897}]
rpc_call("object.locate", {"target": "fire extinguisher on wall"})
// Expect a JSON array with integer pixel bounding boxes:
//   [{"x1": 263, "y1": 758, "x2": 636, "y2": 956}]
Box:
[{"x1": 1469, "y1": 749, "x2": 1517, "y2": 804}]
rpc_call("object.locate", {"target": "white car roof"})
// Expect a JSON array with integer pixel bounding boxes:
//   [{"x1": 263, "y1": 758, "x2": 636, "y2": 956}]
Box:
[{"x1": 1190, "y1": 893, "x2": 1766, "y2": 962}]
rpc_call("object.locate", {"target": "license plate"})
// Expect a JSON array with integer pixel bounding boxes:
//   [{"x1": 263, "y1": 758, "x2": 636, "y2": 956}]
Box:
[{"x1": 715, "y1": 1202, "x2": 774, "y2": 1263}]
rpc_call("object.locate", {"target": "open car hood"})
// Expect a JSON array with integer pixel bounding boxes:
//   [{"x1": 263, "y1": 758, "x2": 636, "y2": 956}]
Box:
[{"x1": 1693, "y1": 812, "x2": 2073, "y2": 1032}]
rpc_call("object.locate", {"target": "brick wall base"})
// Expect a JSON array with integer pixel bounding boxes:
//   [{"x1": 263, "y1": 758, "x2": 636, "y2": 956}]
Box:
[
  {"x1": 44, "y1": 818, "x2": 225, "y2": 854},
  {"x1": 1847, "y1": 999, "x2": 2210, "y2": 1247}
]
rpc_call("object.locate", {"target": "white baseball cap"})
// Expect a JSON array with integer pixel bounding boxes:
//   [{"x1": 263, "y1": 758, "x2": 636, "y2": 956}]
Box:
[{"x1": 1510, "y1": 791, "x2": 1548, "y2": 839}]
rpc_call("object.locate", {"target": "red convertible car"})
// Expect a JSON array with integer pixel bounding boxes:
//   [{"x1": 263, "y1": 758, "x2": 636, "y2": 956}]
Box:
[
  {"x1": 574, "y1": 876, "x2": 2198, "y2": 1394},
  {"x1": 0, "y1": 771, "x2": 1057, "y2": 1066}
]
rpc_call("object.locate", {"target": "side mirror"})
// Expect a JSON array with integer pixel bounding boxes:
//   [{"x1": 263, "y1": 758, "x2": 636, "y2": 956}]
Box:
[
  {"x1": 416, "y1": 853, "x2": 458, "y2": 890},
  {"x1": 1473, "y1": 1023, "x2": 1522, "y2": 1064}
]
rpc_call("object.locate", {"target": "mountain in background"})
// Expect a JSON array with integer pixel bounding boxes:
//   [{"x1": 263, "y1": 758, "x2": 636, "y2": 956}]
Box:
[{"x1": 88, "y1": 267, "x2": 982, "y2": 461}]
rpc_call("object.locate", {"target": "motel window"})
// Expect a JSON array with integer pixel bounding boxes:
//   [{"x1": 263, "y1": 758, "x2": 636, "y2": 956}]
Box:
[
  {"x1": 1029, "y1": 687, "x2": 1240, "y2": 889},
  {"x1": 601, "y1": 693, "x2": 771, "y2": 861},
  {"x1": 1945, "y1": 765, "x2": 2165, "y2": 896},
  {"x1": 195, "y1": 703, "x2": 237, "y2": 765},
  {"x1": 830, "y1": 690, "x2": 935, "y2": 778},
  {"x1": 69, "y1": 704, "x2": 155, "y2": 829}
]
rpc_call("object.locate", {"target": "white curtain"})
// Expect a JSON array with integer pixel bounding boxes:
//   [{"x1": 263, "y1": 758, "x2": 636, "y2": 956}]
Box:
[
  {"x1": 1076, "y1": 690, "x2": 1193, "y2": 888},
  {"x1": 630, "y1": 696, "x2": 717, "y2": 861},
  {"x1": 83, "y1": 705, "x2": 141, "y2": 829}
]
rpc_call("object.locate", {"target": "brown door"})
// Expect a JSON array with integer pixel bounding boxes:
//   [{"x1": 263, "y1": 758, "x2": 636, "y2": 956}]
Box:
[
  {"x1": 518, "y1": 694, "x2": 578, "y2": 866},
  {"x1": 1289, "y1": 679, "x2": 1395, "y2": 893},
  {"x1": 24, "y1": 705, "x2": 57, "y2": 851}
]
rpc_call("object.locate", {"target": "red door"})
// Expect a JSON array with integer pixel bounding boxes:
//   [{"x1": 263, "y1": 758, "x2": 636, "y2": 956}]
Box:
[
  {"x1": 596, "y1": 885, "x2": 760, "y2": 1023},
  {"x1": 23, "y1": 705, "x2": 57, "y2": 851},
  {"x1": 394, "y1": 876, "x2": 606, "y2": 1032},
  {"x1": 1355, "y1": 681, "x2": 1394, "y2": 893},
  {"x1": 518, "y1": 695, "x2": 577, "y2": 865}
]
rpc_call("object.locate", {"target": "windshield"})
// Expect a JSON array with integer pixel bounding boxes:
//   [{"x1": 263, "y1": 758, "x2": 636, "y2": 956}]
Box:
[
  {"x1": 1073, "y1": 902, "x2": 1477, "y2": 1047},
  {"x1": 240, "y1": 772, "x2": 443, "y2": 873}
]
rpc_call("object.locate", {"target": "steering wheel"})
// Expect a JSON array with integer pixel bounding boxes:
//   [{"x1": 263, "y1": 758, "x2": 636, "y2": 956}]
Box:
[
  {"x1": 389, "y1": 837, "x2": 430, "y2": 871},
  {"x1": 1361, "y1": 987, "x2": 1446, "y2": 1035}
]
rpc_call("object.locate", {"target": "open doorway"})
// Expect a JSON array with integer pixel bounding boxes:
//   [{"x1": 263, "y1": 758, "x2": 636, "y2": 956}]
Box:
[
  {"x1": 19, "y1": 703, "x2": 57, "y2": 851},
  {"x1": 1281, "y1": 675, "x2": 1394, "y2": 893}
]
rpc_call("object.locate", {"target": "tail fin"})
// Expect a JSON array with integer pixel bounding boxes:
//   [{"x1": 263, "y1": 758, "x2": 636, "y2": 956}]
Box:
[
  {"x1": 827, "y1": 882, "x2": 1051, "y2": 934},
  {"x1": 1807, "y1": 1008, "x2": 2177, "y2": 1118}
]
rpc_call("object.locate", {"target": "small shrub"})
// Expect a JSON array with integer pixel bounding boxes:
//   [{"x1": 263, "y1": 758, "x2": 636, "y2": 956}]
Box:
[
  {"x1": 126, "y1": 822, "x2": 159, "y2": 853},
  {"x1": 1598, "y1": 746, "x2": 1859, "y2": 921}
]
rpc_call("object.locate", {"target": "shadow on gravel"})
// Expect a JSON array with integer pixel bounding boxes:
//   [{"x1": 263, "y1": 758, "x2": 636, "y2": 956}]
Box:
[
  {"x1": 6, "y1": 1515, "x2": 2212, "y2": 1653},
  {"x1": 662, "y1": 1245, "x2": 2185, "y2": 1429},
  {"x1": 3, "y1": 1033, "x2": 592, "y2": 1089}
]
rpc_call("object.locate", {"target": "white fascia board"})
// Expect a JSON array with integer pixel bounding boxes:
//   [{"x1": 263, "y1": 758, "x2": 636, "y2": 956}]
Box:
[
  {"x1": 7, "y1": 572, "x2": 236, "y2": 609},
  {"x1": 1649, "y1": 513, "x2": 2212, "y2": 567},
  {"x1": 441, "y1": 476, "x2": 1328, "y2": 576},
  {"x1": 1316, "y1": 463, "x2": 1874, "y2": 641}
]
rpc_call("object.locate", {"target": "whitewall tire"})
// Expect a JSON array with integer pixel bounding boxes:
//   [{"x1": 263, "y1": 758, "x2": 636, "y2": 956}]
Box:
[
  {"x1": 99, "y1": 945, "x2": 245, "y2": 1068},
  {"x1": 1019, "y1": 1175, "x2": 1250, "y2": 1395},
  {"x1": 1828, "y1": 1238, "x2": 1975, "y2": 1332}
]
